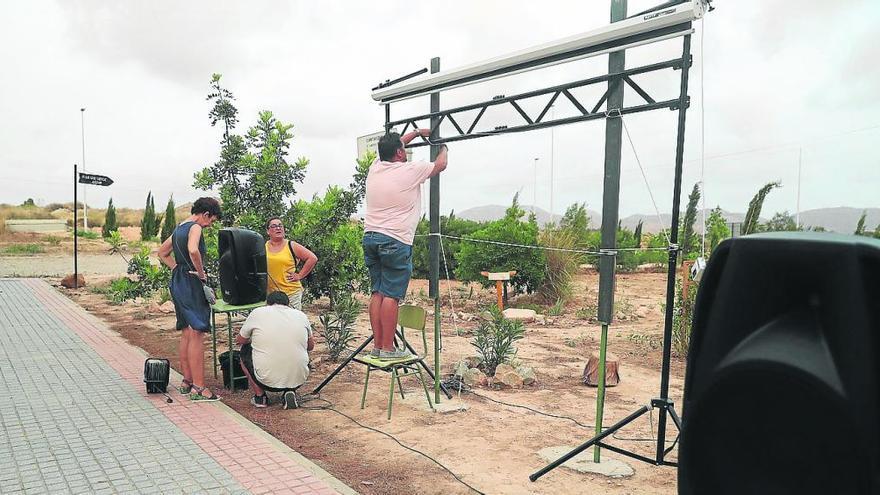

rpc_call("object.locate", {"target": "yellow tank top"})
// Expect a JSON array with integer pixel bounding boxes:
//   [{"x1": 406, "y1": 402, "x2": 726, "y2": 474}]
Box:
[{"x1": 266, "y1": 241, "x2": 302, "y2": 295}]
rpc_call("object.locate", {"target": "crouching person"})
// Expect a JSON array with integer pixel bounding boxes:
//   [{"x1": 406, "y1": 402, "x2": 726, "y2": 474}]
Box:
[{"x1": 236, "y1": 291, "x2": 314, "y2": 409}]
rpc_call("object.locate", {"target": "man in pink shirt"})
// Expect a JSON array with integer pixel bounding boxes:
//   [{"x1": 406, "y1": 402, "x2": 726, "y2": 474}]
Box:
[{"x1": 363, "y1": 129, "x2": 448, "y2": 360}]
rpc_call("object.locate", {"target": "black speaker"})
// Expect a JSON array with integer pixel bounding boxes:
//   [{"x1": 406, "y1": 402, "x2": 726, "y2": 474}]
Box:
[
  {"x1": 679, "y1": 232, "x2": 880, "y2": 494},
  {"x1": 218, "y1": 228, "x2": 267, "y2": 305}
]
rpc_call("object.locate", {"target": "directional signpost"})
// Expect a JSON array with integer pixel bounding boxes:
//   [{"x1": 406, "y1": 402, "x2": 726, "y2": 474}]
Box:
[
  {"x1": 73, "y1": 165, "x2": 113, "y2": 288},
  {"x1": 78, "y1": 173, "x2": 114, "y2": 187}
]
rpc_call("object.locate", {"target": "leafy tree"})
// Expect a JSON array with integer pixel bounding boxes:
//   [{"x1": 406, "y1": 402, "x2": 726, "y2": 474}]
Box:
[
  {"x1": 412, "y1": 212, "x2": 484, "y2": 279},
  {"x1": 193, "y1": 74, "x2": 307, "y2": 230},
  {"x1": 455, "y1": 193, "x2": 546, "y2": 294},
  {"x1": 763, "y1": 211, "x2": 799, "y2": 232},
  {"x1": 160, "y1": 196, "x2": 177, "y2": 241},
  {"x1": 705, "y1": 207, "x2": 730, "y2": 253},
  {"x1": 679, "y1": 182, "x2": 701, "y2": 260},
  {"x1": 560, "y1": 202, "x2": 590, "y2": 234},
  {"x1": 21, "y1": 198, "x2": 35, "y2": 207},
  {"x1": 742, "y1": 181, "x2": 780, "y2": 235},
  {"x1": 140, "y1": 192, "x2": 159, "y2": 240},
  {"x1": 855, "y1": 210, "x2": 867, "y2": 236},
  {"x1": 102, "y1": 198, "x2": 118, "y2": 238},
  {"x1": 874, "y1": 224, "x2": 880, "y2": 239},
  {"x1": 287, "y1": 152, "x2": 375, "y2": 303}
]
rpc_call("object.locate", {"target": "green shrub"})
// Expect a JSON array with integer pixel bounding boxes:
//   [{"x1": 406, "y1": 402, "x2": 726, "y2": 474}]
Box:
[
  {"x1": 106, "y1": 230, "x2": 126, "y2": 255},
  {"x1": 455, "y1": 194, "x2": 545, "y2": 295},
  {"x1": 319, "y1": 295, "x2": 361, "y2": 361},
  {"x1": 109, "y1": 277, "x2": 140, "y2": 304},
  {"x1": 672, "y1": 278, "x2": 698, "y2": 357},
  {"x1": 2, "y1": 243, "x2": 44, "y2": 255},
  {"x1": 412, "y1": 213, "x2": 485, "y2": 279},
  {"x1": 547, "y1": 298, "x2": 565, "y2": 317},
  {"x1": 75, "y1": 230, "x2": 99, "y2": 240},
  {"x1": 471, "y1": 307, "x2": 525, "y2": 376}
]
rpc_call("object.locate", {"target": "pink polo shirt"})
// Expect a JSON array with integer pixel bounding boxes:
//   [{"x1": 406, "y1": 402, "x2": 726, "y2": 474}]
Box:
[{"x1": 364, "y1": 158, "x2": 434, "y2": 245}]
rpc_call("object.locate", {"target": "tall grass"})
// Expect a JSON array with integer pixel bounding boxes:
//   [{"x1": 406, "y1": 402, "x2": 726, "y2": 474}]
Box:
[{"x1": 538, "y1": 228, "x2": 579, "y2": 304}]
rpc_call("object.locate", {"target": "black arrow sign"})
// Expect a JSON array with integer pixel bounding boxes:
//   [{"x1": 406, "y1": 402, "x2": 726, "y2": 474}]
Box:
[{"x1": 78, "y1": 173, "x2": 114, "y2": 186}]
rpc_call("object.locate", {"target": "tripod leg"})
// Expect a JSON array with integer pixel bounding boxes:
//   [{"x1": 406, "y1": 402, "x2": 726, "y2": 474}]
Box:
[
  {"x1": 530, "y1": 405, "x2": 650, "y2": 482},
  {"x1": 311, "y1": 335, "x2": 374, "y2": 395},
  {"x1": 667, "y1": 405, "x2": 682, "y2": 431}
]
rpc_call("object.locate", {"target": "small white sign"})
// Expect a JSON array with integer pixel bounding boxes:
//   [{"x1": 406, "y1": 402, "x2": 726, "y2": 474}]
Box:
[
  {"x1": 356, "y1": 131, "x2": 385, "y2": 159},
  {"x1": 357, "y1": 129, "x2": 413, "y2": 161}
]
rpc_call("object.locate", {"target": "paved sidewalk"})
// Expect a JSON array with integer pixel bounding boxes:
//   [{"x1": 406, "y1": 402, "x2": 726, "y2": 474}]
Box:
[{"x1": 0, "y1": 279, "x2": 355, "y2": 495}]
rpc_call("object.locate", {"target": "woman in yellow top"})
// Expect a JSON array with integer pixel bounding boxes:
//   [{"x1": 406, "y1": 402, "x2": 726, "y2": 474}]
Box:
[{"x1": 265, "y1": 217, "x2": 318, "y2": 310}]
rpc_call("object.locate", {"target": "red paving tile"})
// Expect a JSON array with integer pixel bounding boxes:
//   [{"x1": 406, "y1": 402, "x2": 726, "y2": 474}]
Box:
[{"x1": 25, "y1": 280, "x2": 348, "y2": 495}]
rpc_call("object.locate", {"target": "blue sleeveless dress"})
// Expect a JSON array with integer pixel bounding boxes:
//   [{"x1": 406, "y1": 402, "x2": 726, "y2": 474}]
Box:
[{"x1": 169, "y1": 221, "x2": 211, "y2": 332}]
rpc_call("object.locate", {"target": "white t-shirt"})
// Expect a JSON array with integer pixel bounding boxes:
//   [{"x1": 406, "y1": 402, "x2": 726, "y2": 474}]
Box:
[
  {"x1": 239, "y1": 305, "x2": 312, "y2": 389},
  {"x1": 363, "y1": 159, "x2": 434, "y2": 245}
]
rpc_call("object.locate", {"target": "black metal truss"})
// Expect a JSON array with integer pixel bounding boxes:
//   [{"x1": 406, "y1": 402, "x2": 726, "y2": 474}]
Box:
[{"x1": 389, "y1": 55, "x2": 692, "y2": 148}]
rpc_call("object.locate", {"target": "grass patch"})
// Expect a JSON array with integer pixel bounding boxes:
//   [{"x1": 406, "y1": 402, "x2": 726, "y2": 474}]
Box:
[
  {"x1": 75, "y1": 230, "x2": 100, "y2": 240},
  {"x1": 1, "y1": 243, "x2": 45, "y2": 255}
]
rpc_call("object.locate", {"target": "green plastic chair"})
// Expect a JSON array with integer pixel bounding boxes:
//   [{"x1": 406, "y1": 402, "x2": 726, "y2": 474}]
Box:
[{"x1": 354, "y1": 305, "x2": 434, "y2": 419}]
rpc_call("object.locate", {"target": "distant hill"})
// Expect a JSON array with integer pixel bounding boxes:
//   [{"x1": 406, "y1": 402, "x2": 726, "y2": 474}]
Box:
[{"x1": 459, "y1": 204, "x2": 880, "y2": 234}]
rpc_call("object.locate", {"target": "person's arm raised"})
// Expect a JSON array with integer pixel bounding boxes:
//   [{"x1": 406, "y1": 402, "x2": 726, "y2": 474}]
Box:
[
  {"x1": 401, "y1": 128, "x2": 430, "y2": 146},
  {"x1": 429, "y1": 144, "x2": 448, "y2": 178}
]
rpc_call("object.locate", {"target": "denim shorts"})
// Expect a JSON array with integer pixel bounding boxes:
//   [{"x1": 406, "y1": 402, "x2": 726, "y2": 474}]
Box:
[{"x1": 362, "y1": 231, "x2": 413, "y2": 300}]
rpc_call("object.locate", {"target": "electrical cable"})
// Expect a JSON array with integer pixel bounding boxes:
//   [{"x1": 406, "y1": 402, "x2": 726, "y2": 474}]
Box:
[
  {"x1": 297, "y1": 393, "x2": 485, "y2": 495},
  {"x1": 613, "y1": 110, "x2": 672, "y2": 247}
]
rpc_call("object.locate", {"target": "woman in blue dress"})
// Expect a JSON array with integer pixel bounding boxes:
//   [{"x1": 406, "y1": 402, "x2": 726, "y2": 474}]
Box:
[{"x1": 158, "y1": 197, "x2": 222, "y2": 401}]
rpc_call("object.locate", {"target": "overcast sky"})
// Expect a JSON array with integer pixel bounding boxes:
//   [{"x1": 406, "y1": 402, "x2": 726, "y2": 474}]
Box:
[{"x1": 1, "y1": 0, "x2": 878, "y2": 218}]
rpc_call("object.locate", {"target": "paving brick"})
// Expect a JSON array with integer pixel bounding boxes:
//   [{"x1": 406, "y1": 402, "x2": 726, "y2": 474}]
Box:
[{"x1": 0, "y1": 280, "x2": 346, "y2": 495}]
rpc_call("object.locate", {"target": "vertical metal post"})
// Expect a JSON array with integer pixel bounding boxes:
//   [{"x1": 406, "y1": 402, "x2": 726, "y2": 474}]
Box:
[
  {"x1": 384, "y1": 104, "x2": 391, "y2": 133},
  {"x1": 657, "y1": 33, "x2": 693, "y2": 464},
  {"x1": 73, "y1": 164, "x2": 79, "y2": 289},
  {"x1": 594, "y1": 0, "x2": 627, "y2": 463},
  {"x1": 428, "y1": 57, "x2": 442, "y2": 403}
]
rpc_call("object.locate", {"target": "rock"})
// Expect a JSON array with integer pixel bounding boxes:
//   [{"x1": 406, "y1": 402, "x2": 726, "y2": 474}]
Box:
[
  {"x1": 494, "y1": 363, "x2": 517, "y2": 378},
  {"x1": 60, "y1": 274, "x2": 85, "y2": 289},
  {"x1": 159, "y1": 301, "x2": 175, "y2": 314},
  {"x1": 517, "y1": 366, "x2": 536, "y2": 385},
  {"x1": 499, "y1": 371, "x2": 524, "y2": 389},
  {"x1": 463, "y1": 368, "x2": 487, "y2": 387},
  {"x1": 502, "y1": 308, "x2": 537, "y2": 322},
  {"x1": 147, "y1": 302, "x2": 162, "y2": 313},
  {"x1": 535, "y1": 314, "x2": 546, "y2": 325},
  {"x1": 457, "y1": 312, "x2": 476, "y2": 322},
  {"x1": 133, "y1": 297, "x2": 145, "y2": 305},
  {"x1": 453, "y1": 360, "x2": 470, "y2": 377},
  {"x1": 636, "y1": 305, "x2": 651, "y2": 318},
  {"x1": 464, "y1": 355, "x2": 483, "y2": 369}
]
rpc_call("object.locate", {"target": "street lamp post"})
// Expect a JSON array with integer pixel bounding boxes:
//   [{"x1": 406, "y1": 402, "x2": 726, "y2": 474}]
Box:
[
  {"x1": 80, "y1": 108, "x2": 87, "y2": 230},
  {"x1": 549, "y1": 105, "x2": 555, "y2": 224}
]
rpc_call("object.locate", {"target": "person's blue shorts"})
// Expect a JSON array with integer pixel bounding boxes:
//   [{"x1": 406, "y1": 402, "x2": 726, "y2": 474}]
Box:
[{"x1": 363, "y1": 231, "x2": 412, "y2": 300}]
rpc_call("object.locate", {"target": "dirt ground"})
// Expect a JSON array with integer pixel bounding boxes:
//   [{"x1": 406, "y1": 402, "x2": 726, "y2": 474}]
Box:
[
  {"x1": 0, "y1": 229, "x2": 150, "y2": 277},
  {"x1": 53, "y1": 268, "x2": 685, "y2": 495}
]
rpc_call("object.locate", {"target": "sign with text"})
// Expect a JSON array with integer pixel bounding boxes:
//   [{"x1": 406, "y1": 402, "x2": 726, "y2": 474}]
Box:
[
  {"x1": 356, "y1": 130, "x2": 385, "y2": 159},
  {"x1": 357, "y1": 129, "x2": 412, "y2": 161},
  {"x1": 78, "y1": 173, "x2": 113, "y2": 186}
]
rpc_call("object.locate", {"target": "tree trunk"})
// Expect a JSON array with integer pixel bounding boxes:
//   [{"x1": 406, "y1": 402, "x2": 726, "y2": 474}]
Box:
[{"x1": 583, "y1": 351, "x2": 620, "y2": 387}]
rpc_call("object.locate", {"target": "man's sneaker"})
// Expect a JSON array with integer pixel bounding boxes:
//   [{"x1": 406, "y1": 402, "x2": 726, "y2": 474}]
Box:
[
  {"x1": 282, "y1": 391, "x2": 299, "y2": 410},
  {"x1": 250, "y1": 394, "x2": 269, "y2": 408},
  {"x1": 369, "y1": 348, "x2": 381, "y2": 358},
  {"x1": 378, "y1": 348, "x2": 413, "y2": 361}
]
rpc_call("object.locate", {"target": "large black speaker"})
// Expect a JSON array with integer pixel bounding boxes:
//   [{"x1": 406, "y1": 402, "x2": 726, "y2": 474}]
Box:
[
  {"x1": 679, "y1": 232, "x2": 880, "y2": 494},
  {"x1": 218, "y1": 228, "x2": 267, "y2": 305}
]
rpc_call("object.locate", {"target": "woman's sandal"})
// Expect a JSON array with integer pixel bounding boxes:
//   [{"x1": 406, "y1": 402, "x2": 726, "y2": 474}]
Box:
[
  {"x1": 177, "y1": 380, "x2": 193, "y2": 395},
  {"x1": 189, "y1": 385, "x2": 221, "y2": 402}
]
